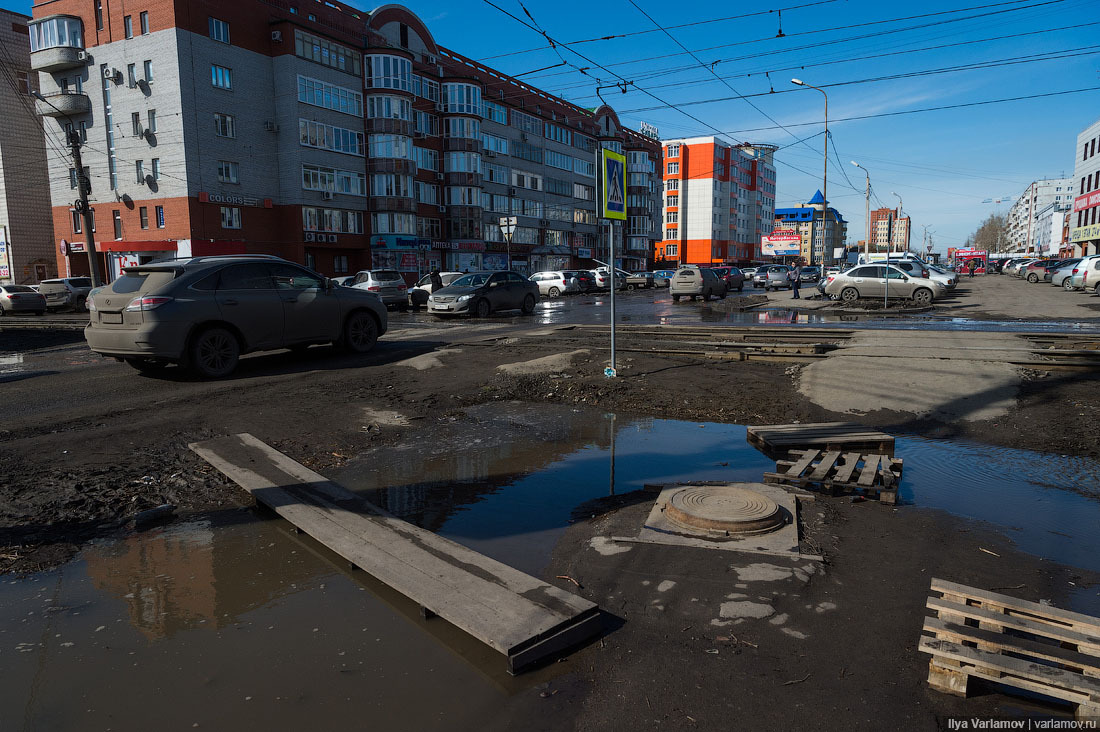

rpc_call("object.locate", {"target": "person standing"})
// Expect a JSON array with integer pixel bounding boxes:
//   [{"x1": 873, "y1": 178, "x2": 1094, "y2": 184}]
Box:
[
  {"x1": 430, "y1": 268, "x2": 443, "y2": 291},
  {"x1": 791, "y1": 260, "x2": 803, "y2": 299}
]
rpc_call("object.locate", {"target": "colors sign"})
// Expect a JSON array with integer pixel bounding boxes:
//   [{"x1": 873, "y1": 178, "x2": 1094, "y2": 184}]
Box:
[
  {"x1": 600, "y1": 149, "x2": 626, "y2": 221},
  {"x1": 761, "y1": 231, "x2": 801, "y2": 256}
]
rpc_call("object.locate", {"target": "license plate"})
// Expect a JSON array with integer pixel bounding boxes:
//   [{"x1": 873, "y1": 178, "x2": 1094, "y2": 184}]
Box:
[{"x1": 101, "y1": 313, "x2": 123, "y2": 324}]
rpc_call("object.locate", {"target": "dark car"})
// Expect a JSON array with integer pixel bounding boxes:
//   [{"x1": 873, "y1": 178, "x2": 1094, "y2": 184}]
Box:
[
  {"x1": 798, "y1": 265, "x2": 821, "y2": 283},
  {"x1": 84, "y1": 254, "x2": 388, "y2": 378},
  {"x1": 1022, "y1": 259, "x2": 1060, "y2": 282},
  {"x1": 426, "y1": 270, "x2": 539, "y2": 317},
  {"x1": 563, "y1": 270, "x2": 596, "y2": 292},
  {"x1": 1041, "y1": 259, "x2": 1076, "y2": 282},
  {"x1": 710, "y1": 266, "x2": 746, "y2": 292}
]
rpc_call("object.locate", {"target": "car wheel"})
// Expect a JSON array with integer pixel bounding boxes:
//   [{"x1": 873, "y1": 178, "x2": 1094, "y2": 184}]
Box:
[
  {"x1": 521, "y1": 293, "x2": 536, "y2": 315},
  {"x1": 627, "y1": 284, "x2": 636, "y2": 291},
  {"x1": 737, "y1": 285, "x2": 743, "y2": 292},
  {"x1": 1063, "y1": 279, "x2": 1076, "y2": 291},
  {"x1": 340, "y1": 310, "x2": 379, "y2": 353},
  {"x1": 703, "y1": 290, "x2": 711, "y2": 302},
  {"x1": 125, "y1": 357, "x2": 170, "y2": 372},
  {"x1": 0, "y1": 306, "x2": 5, "y2": 317},
  {"x1": 719, "y1": 291, "x2": 727, "y2": 299},
  {"x1": 547, "y1": 286, "x2": 560, "y2": 298},
  {"x1": 474, "y1": 298, "x2": 491, "y2": 318},
  {"x1": 672, "y1": 294, "x2": 680, "y2": 302},
  {"x1": 912, "y1": 288, "x2": 933, "y2": 306},
  {"x1": 840, "y1": 287, "x2": 859, "y2": 303},
  {"x1": 189, "y1": 327, "x2": 240, "y2": 379},
  {"x1": 1027, "y1": 273, "x2": 1038, "y2": 283}
]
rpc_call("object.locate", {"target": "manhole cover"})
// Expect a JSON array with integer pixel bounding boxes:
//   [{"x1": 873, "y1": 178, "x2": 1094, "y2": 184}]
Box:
[{"x1": 665, "y1": 484, "x2": 785, "y2": 535}]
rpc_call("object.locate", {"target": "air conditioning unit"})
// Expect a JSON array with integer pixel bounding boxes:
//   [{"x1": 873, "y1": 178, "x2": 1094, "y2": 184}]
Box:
[
  {"x1": 103, "y1": 67, "x2": 120, "y2": 82},
  {"x1": 321, "y1": 191, "x2": 334, "y2": 200},
  {"x1": 436, "y1": 173, "x2": 444, "y2": 181},
  {"x1": 271, "y1": 30, "x2": 283, "y2": 42},
  {"x1": 508, "y1": 187, "x2": 516, "y2": 196},
  {"x1": 263, "y1": 121, "x2": 280, "y2": 132},
  {"x1": 485, "y1": 150, "x2": 496, "y2": 157},
  {"x1": 437, "y1": 205, "x2": 446, "y2": 213},
  {"x1": 76, "y1": 50, "x2": 89, "y2": 63},
  {"x1": 520, "y1": 133, "x2": 528, "y2": 142},
  {"x1": 414, "y1": 130, "x2": 425, "y2": 138}
]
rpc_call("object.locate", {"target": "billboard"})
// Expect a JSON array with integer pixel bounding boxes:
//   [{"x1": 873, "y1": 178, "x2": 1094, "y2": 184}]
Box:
[
  {"x1": 761, "y1": 230, "x2": 800, "y2": 257},
  {"x1": 954, "y1": 248, "x2": 987, "y2": 274},
  {"x1": 599, "y1": 149, "x2": 627, "y2": 221}
]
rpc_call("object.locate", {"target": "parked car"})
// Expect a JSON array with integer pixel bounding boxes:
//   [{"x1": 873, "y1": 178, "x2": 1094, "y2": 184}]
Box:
[
  {"x1": 408, "y1": 271, "x2": 463, "y2": 306},
  {"x1": 647, "y1": 271, "x2": 671, "y2": 287},
  {"x1": 0, "y1": 284, "x2": 47, "y2": 316},
  {"x1": 1013, "y1": 259, "x2": 1039, "y2": 278},
  {"x1": 670, "y1": 266, "x2": 727, "y2": 302},
  {"x1": 710, "y1": 266, "x2": 746, "y2": 291},
  {"x1": 824, "y1": 266, "x2": 842, "y2": 277},
  {"x1": 1067, "y1": 255, "x2": 1100, "y2": 292},
  {"x1": 1050, "y1": 259, "x2": 1082, "y2": 288},
  {"x1": 1037, "y1": 259, "x2": 1075, "y2": 283},
  {"x1": 562, "y1": 270, "x2": 596, "y2": 292},
  {"x1": 529, "y1": 270, "x2": 580, "y2": 297},
  {"x1": 1002, "y1": 259, "x2": 1032, "y2": 277},
  {"x1": 889, "y1": 259, "x2": 956, "y2": 290},
  {"x1": 39, "y1": 277, "x2": 92, "y2": 312},
  {"x1": 798, "y1": 265, "x2": 821, "y2": 283},
  {"x1": 589, "y1": 268, "x2": 629, "y2": 290},
  {"x1": 741, "y1": 267, "x2": 758, "y2": 279},
  {"x1": 823, "y1": 264, "x2": 945, "y2": 305},
  {"x1": 84, "y1": 255, "x2": 387, "y2": 378},
  {"x1": 427, "y1": 271, "x2": 539, "y2": 317},
  {"x1": 1022, "y1": 259, "x2": 1060, "y2": 283},
  {"x1": 753, "y1": 265, "x2": 793, "y2": 291},
  {"x1": 348, "y1": 269, "x2": 409, "y2": 309},
  {"x1": 594, "y1": 267, "x2": 653, "y2": 290},
  {"x1": 926, "y1": 264, "x2": 959, "y2": 289}
]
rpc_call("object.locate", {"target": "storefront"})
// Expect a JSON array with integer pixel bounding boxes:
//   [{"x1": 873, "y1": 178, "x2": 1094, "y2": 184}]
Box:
[
  {"x1": 371, "y1": 235, "x2": 432, "y2": 283},
  {"x1": 953, "y1": 248, "x2": 988, "y2": 274},
  {"x1": 528, "y1": 245, "x2": 571, "y2": 274}
]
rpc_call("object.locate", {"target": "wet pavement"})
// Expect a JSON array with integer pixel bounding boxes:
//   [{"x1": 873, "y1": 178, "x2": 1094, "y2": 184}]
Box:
[{"x1": 5, "y1": 405, "x2": 1100, "y2": 729}]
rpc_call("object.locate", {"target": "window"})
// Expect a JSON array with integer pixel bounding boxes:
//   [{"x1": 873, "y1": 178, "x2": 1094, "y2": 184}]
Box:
[
  {"x1": 209, "y1": 17, "x2": 230, "y2": 44},
  {"x1": 666, "y1": 143, "x2": 680, "y2": 157},
  {"x1": 444, "y1": 151, "x2": 481, "y2": 174},
  {"x1": 147, "y1": 109, "x2": 157, "y2": 133},
  {"x1": 297, "y1": 75, "x2": 363, "y2": 116},
  {"x1": 512, "y1": 141, "x2": 542, "y2": 164},
  {"x1": 665, "y1": 227, "x2": 678, "y2": 240},
  {"x1": 667, "y1": 162, "x2": 679, "y2": 174},
  {"x1": 365, "y1": 54, "x2": 412, "y2": 92},
  {"x1": 113, "y1": 210, "x2": 122, "y2": 239},
  {"x1": 214, "y1": 113, "x2": 235, "y2": 138},
  {"x1": 544, "y1": 122, "x2": 571, "y2": 145},
  {"x1": 366, "y1": 95, "x2": 411, "y2": 121},
  {"x1": 665, "y1": 244, "x2": 678, "y2": 256},
  {"x1": 414, "y1": 111, "x2": 438, "y2": 136},
  {"x1": 414, "y1": 146, "x2": 439, "y2": 171},
  {"x1": 573, "y1": 183, "x2": 594, "y2": 200},
  {"x1": 151, "y1": 159, "x2": 160, "y2": 181},
  {"x1": 369, "y1": 173, "x2": 413, "y2": 198},
  {"x1": 211, "y1": 65, "x2": 232, "y2": 89},
  {"x1": 666, "y1": 211, "x2": 678, "y2": 223},
  {"x1": 139, "y1": 207, "x2": 149, "y2": 228},
  {"x1": 371, "y1": 212, "x2": 416, "y2": 234},
  {"x1": 484, "y1": 162, "x2": 510, "y2": 184},
  {"x1": 667, "y1": 179, "x2": 679, "y2": 191},
  {"x1": 95, "y1": 1, "x2": 104, "y2": 31},
  {"x1": 295, "y1": 30, "x2": 361, "y2": 75},
  {"x1": 217, "y1": 161, "x2": 240, "y2": 183},
  {"x1": 482, "y1": 134, "x2": 508, "y2": 154},
  {"x1": 220, "y1": 206, "x2": 242, "y2": 229},
  {"x1": 132, "y1": 112, "x2": 141, "y2": 136},
  {"x1": 446, "y1": 186, "x2": 480, "y2": 206},
  {"x1": 441, "y1": 83, "x2": 481, "y2": 114},
  {"x1": 573, "y1": 158, "x2": 596, "y2": 178},
  {"x1": 414, "y1": 75, "x2": 439, "y2": 102},
  {"x1": 417, "y1": 217, "x2": 441, "y2": 239},
  {"x1": 124, "y1": 15, "x2": 133, "y2": 39},
  {"x1": 443, "y1": 117, "x2": 480, "y2": 140},
  {"x1": 545, "y1": 177, "x2": 571, "y2": 196},
  {"x1": 483, "y1": 101, "x2": 507, "y2": 124},
  {"x1": 333, "y1": 255, "x2": 349, "y2": 274},
  {"x1": 368, "y1": 134, "x2": 411, "y2": 160},
  {"x1": 511, "y1": 170, "x2": 541, "y2": 190},
  {"x1": 511, "y1": 109, "x2": 541, "y2": 135},
  {"x1": 299, "y1": 119, "x2": 365, "y2": 156},
  {"x1": 135, "y1": 160, "x2": 144, "y2": 184},
  {"x1": 29, "y1": 16, "x2": 83, "y2": 51},
  {"x1": 127, "y1": 63, "x2": 136, "y2": 87},
  {"x1": 144, "y1": 60, "x2": 153, "y2": 82},
  {"x1": 416, "y1": 182, "x2": 439, "y2": 205},
  {"x1": 545, "y1": 150, "x2": 572, "y2": 171},
  {"x1": 666, "y1": 194, "x2": 678, "y2": 207},
  {"x1": 304, "y1": 208, "x2": 364, "y2": 234},
  {"x1": 140, "y1": 11, "x2": 149, "y2": 35},
  {"x1": 302, "y1": 164, "x2": 366, "y2": 196},
  {"x1": 155, "y1": 206, "x2": 165, "y2": 228},
  {"x1": 72, "y1": 210, "x2": 82, "y2": 234}
]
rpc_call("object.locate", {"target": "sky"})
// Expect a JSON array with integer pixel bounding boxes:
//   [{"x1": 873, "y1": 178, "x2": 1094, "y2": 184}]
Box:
[{"x1": 6, "y1": 0, "x2": 1098, "y2": 252}]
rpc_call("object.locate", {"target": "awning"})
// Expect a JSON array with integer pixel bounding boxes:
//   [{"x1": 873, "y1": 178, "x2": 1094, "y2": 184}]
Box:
[{"x1": 530, "y1": 245, "x2": 571, "y2": 255}]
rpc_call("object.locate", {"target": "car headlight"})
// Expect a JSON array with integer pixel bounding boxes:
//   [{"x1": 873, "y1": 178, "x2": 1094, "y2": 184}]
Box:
[{"x1": 457, "y1": 294, "x2": 473, "y2": 302}]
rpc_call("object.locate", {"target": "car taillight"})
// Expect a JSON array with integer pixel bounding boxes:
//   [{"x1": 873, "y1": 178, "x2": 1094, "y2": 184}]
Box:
[
  {"x1": 827, "y1": 276, "x2": 835, "y2": 283},
  {"x1": 1073, "y1": 268, "x2": 1079, "y2": 274},
  {"x1": 125, "y1": 296, "x2": 173, "y2": 311},
  {"x1": 367, "y1": 286, "x2": 381, "y2": 291},
  {"x1": 398, "y1": 284, "x2": 407, "y2": 290}
]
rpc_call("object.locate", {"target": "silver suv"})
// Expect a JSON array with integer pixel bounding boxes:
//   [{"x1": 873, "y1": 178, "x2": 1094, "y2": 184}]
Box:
[
  {"x1": 85, "y1": 255, "x2": 388, "y2": 378},
  {"x1": 39, "y1": 277, "x2": 93, "y2": 312},
  {"x1": 348, "y1": 269, "x2": 409, "y2": 309},
  {"x1": 670, "y1": 266, "x2": 727, "y2": 301},
  {"x1": 753, "y1": 265, "x2": 793, "y2": 290}
]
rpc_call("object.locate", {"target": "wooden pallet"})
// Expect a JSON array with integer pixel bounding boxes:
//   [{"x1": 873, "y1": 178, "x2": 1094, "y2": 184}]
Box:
[
  {"x1": 919, "y1": 578, "x2": 1100, "y2": 719},
  {"x1": 746, "y1": 422, "x2": 895, "y2": 457},
  {"x1": 190, "y1": 433, "x2": 602, "y2": 675},
  {"x1": 762, "y1": 448, "x2": 903, "y2": 504}
]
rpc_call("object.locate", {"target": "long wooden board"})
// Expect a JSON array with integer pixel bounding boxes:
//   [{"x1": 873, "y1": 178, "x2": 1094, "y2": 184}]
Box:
[
  {"x1": 190, "y1": 433, "x2": 602, "y2": 674},
  {"x1": 747, "y1": 422, "x2": 895, "y2": 456}
]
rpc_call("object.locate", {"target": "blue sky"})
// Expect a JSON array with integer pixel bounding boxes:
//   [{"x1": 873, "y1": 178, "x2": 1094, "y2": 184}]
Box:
[{"x1": 7, "y1": 0, "x2": 1098, "y2": 251}]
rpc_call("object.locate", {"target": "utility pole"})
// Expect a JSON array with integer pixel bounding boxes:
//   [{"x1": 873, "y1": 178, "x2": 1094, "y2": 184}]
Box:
[
  {"x1": 69, "y1": 130, "x2": 103, "y2": 287},
  {"x1": 852, "y1": 161, "x2": 870, "y2": 262}
]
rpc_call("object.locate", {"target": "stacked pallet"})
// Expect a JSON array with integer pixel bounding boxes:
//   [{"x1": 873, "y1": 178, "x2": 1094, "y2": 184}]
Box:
[
  {"x1": 763, "y1": 448, "x2": 903, "y2": 504},
  {"x1": 920, "y1": 578, "x2": 1100, "y2": 719}
]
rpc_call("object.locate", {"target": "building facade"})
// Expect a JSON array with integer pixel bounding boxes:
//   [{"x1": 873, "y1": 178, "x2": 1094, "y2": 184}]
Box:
[
  {"x1": 0, "y1": 8, "x2": 56, "y2": 284},
  {"x1": 1033, "y1": 201, "x2": 1070, "y2": 257},
  {"x1": 28, "y1": 2, "x2": 661, "y2": 282},
  {"x1": 867, "y1": 206, "x2": 910, "y2": 252},
  {"x1": 773, "y1": 191, "x2": 846, "y2": 264},
  {"x1": 1071, "y1": 116, "x2": 1100, "y2": 257},
  {"x1": 1006, "y1": 177, "x2": 1073, "y2": 253},
  {"x1": 653, "y1": 137, "x2": 776, "y2": 268}
]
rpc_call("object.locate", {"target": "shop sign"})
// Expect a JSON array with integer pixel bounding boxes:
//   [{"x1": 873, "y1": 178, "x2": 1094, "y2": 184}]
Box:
[
  {"x1": 639, "y1": 121, "x2": 660, "y2": 140},
  {"x1": 199, "y1": 192, "x2": 264, "y2": 207},
  {"x1": 399, "y1": 252, "x2": 419, "y2": 269},
  {"x1": 1071, "y1": 224, "x2": 1100, "y2": 243},
  {"x1": 1074, "y1": 191, "x2": 1100, "y2": 212},
  {"x1": 576, "y1": 247, "x2": 593, "y2": 258},
  {"x1": 305, "y1": 232, "x2": 338, "y2": 243}
]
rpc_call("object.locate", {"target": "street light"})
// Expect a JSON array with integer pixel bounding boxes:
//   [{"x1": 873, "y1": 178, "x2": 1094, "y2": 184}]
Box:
[
  {"x1": 891, "y1": 191, "x2": 904, "y2": 253},
  {"x1": 31, "y1": 91, "x2": 103, "y2": 287},
  {"x1": 497, "y1": 215, "x2": 516, "y2": 268},
  {"x1": 851, "y1": 161, "x2": 870, "y2": 262},
  {"x1": 791, "y1": 79, "x2": 828, "y2": 266}
]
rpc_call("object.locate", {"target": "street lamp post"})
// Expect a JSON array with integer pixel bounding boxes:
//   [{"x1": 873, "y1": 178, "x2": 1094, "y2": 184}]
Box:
[
  {"x1": 32, "y1": 91, "x2": 103, "y2": 287},
  {"x1": 891, "y1": 191, "x2": 904, "y2": 253},
  {"x1": 851, "y1": 161, "x2": 870, "y2": 262},
  {"x1": 498, "y1": 216, "x2": 516, "y2": 268},
  {"x1": 792, "y1": 79, "x2": 828, "y2": 266}
]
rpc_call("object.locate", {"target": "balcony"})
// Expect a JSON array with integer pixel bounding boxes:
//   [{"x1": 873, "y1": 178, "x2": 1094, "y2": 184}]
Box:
[
  {"x1": 444, "y1": 171, "x2": 482, "y2": 187},
  {"x1": 366, "y1": 158, "x2": 416, "y2": 175},
  {"x1": 443, "y1": 137, "x2": 480, "y2": 153},
  {"x1": 365, "y1": 117, "x2": 412, "y2": 136},
  {"x1": 35, "y1": 92, "x2": 91, "y2": 118},
  {"x1": 369, "y1": 196, "x2": 417, "y2": 214},
  {"x1": 30, "y1": 45, "x2": 86, "y2": 73},
  {"x1": 447, "y1": 205, "x2": 483, "y2": 219}
]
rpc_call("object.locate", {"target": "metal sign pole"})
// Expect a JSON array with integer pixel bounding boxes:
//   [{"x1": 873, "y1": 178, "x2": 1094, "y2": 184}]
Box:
[{"x1": 609, "y1": 220, "x2": 616, "y2": 377}]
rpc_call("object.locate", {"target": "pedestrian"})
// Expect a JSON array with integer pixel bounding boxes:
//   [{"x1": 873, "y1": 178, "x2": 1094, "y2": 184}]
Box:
[
  {"x1": 967, "y1": 259, "x2": 977, "y2": 278},
  {"x1": 790, "y1": 260, "x2": 803, "y2": 299},
  {"x1": 430, "y1": 267, "x2": 443, "y2": 291}
]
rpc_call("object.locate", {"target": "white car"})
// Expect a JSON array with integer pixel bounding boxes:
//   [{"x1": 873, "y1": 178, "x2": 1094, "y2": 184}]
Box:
[
  {"x1": 529, "y1": 271, "x2": 579, "y2": 297},
  {"x1": 409, "y1": 271, "x2": 463, "y2": 307}
]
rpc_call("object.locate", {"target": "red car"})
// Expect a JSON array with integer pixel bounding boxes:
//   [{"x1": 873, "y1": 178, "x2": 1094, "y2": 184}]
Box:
[
  {"x1": 709, "y1": 266, "x2": 746, "y2": 292},
  {"x1": 1022, "y1": 259, "x2": 1060, "y2": 283}
]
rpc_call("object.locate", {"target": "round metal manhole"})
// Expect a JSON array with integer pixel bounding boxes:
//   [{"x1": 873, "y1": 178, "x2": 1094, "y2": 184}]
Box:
[{"x1": 665, "y1": 484, "x2": 785, "y2": 535}]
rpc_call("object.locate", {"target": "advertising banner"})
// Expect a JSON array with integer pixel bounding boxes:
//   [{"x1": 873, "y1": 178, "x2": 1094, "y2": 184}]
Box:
[
  {"x1": 954, "y1": 248, "x2": 987, "y2": 274},
  {"x1": 761, "y1": 231, "x2": 801, "y2": 257},
  {"x1": 599, "y1": 149, "x2": 627, "y2": 221},
  {"x1": 1074, "y1": 191, "x2": 1100, "y2": 212},
  {"x1": 1071, "y1": 224, "x2": 1100, "y2": 243}
]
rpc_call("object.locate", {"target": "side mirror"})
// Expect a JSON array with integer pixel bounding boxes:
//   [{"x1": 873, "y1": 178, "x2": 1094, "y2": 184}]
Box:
[
  {"x1": 490, "y1": 281, "x2": 500, "y2": 288},
  {"x1": 326, "y1": 278, "x2": 336, "y2": 291}
]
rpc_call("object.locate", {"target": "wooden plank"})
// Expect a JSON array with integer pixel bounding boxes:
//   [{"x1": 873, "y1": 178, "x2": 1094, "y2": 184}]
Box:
[
  {"x1": 919, "y1": 637, "x2": 1100, "y2": 700},
  {"x1": 785, "y1": 449, "x2": 820, "y2": 478},
  {"x1": 808, "y1": 450, "x2": 842, "y2": 481},
  {"x1": 857, "y1": 455, "x2": 882, "y2": 487},
  {"x1": 931, "y1": 578, "x2": 1100, "y2": 636},
  {"x1": 927, "y1": 598, "x2": 1100, "y2": 652},
  {"x1": 924, "y1": 617, "x2": 1100, "y2": 677},
  {"x1": 190, "y1": 434, "x2": 600, "y2": 671},
  {"x1": 831, "y1": 453, "x2": 863, "y2": 484}
]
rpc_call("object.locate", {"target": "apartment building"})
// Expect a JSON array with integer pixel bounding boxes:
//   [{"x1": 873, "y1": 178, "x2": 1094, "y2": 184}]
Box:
[
  {"x1": 1071, "y1": 116, "x2": 1100, "y2": 257},
  {"x1": 1005, "y1": 177, "x2": 1073, "y2": 253},
  {"x1": 773, "y1": 191, "x2": 846, "y2": 264},
  {"x1": 28, "y1": 2, "x2": 661, "y2": 281},
  {"x1": 0, "y1": 8, "x2": 55, "y2": 284},
  {"x1": 653, "y1": 137, "x2": 776, "y2": 267},
  {"x1": 867, "y1": 207, "x2": 911, "y2": 252}
]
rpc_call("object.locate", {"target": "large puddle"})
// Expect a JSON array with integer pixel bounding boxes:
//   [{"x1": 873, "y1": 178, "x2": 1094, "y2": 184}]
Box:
[{"x1": 5, "y1": 404, "x2": 1100, "y2": 728}]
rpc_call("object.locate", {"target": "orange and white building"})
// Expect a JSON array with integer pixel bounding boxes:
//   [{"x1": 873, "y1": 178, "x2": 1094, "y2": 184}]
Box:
[{"x1": 654, "y1": 137, "x2": 776, "y2": 267}]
